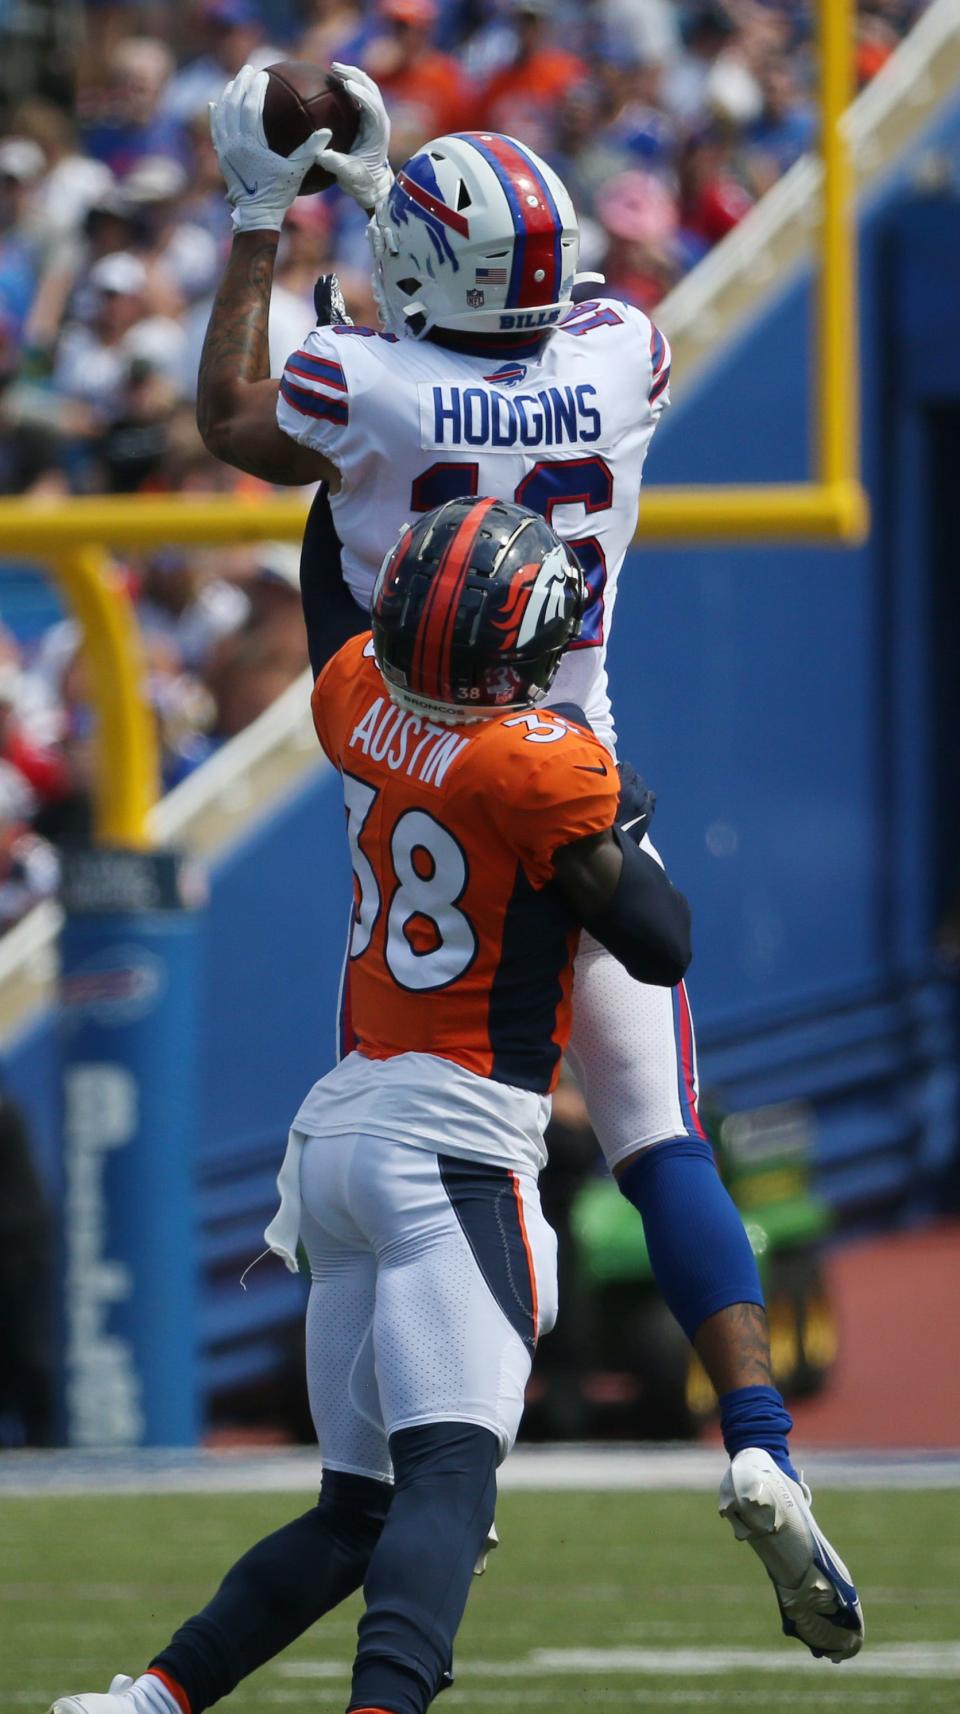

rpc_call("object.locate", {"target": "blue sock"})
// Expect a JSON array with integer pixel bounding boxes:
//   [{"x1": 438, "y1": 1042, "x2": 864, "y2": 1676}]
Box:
[
  {"x1": 617, "y1": 1137, "x2": 765, "y2": 1342},
  {"x1": 618, "y1": 1139, "x2": 799, "y2": 1480},
  {"x1": 151, "y1": 1470, "x2": 391, "y2": 1712},
  {"x1": 720, "y1": 1384, "x2": 799, "y2": 1482},
  {"x1": 349, "y1": 1422, "x2": 498, "y2": 1714}
]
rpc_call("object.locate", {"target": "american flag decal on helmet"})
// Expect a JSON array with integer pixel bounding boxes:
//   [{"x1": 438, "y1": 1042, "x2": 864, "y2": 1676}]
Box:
[{"x1": 455, "y1": 133, "x2": 564, "y2": 310}]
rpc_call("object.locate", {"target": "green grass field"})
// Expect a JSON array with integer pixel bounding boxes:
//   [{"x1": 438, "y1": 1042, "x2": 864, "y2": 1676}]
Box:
[{"x1": 3, "y1": 1487, "x2": 958, "y2": 1714}]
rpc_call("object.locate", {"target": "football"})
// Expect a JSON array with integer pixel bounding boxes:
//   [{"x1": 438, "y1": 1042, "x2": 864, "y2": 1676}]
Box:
[{"x1": 261, "y1": 60, "x2": 362, "y2": 194}]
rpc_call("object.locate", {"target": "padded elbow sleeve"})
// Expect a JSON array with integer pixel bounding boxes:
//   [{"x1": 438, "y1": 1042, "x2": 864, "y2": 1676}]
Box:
[{"x1": 582, "y1": 827, "x2": 691, "y2": 986}]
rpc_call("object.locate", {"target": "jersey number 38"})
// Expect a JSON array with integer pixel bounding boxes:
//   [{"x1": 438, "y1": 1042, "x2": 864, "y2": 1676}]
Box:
[{"x1": 343, "y1": 771, "x2": 477, "y2": 992}]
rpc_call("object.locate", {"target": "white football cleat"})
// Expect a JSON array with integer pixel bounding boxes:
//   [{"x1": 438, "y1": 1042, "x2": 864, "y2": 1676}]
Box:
[
  {"x1": 719, "y1": 1448, "x2": 864, "y2": 1662},
  {"x1": 48, "y1": 1675, "x2": 137, "y2": 1713}
]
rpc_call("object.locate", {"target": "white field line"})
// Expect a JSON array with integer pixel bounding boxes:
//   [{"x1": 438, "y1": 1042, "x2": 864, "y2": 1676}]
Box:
[
  {"x1": 264, "y1": 1697, "x2": 916, "y2": 1709},
  {"x1": 435, "y1": 1698, "x2": 911, "y2": 1709},
  {"x1": 9, "y1": 1698, "x2": 911, "y2": 1711},
  {"x1": 277, "y1": 1642, "x2": 960, "y2": 1681},
  {"x1": 2, "y1": 1444, "x2": 960, "y2": 1496},
  {"x1": 401, "y1": 1697, "x2": 911, "y2": 1710}
]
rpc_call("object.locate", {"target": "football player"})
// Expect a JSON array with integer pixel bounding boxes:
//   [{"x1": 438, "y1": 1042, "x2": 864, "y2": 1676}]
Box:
[
  {"x1": 197, "y1": 63, "x2": 861, "y2": 1664},
  {"x1": 125, "y1": 58, "x2": 862, "y2": 1676},
  {"x1": 49, "y1": 501, "x2": 695, "y2": 1714}
]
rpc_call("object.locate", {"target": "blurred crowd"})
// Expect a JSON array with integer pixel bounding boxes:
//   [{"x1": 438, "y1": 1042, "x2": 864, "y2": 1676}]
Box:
[{"x1": 0, "y1": 0, "x2": 927, "y2": 929}]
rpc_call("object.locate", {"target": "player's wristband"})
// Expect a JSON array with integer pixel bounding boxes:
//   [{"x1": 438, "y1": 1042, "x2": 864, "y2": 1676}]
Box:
[{"x1": 581, "y1": 826, "x2": 691, "y2": 987}]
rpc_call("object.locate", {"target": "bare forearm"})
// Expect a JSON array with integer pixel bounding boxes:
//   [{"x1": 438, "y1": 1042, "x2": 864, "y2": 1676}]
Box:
[
  {"x1": 197, "y1": 231, "x2": 278, "y2": 450},
  {"x1": 195, "y1": 231, "x2": 332, "y2": 484}
]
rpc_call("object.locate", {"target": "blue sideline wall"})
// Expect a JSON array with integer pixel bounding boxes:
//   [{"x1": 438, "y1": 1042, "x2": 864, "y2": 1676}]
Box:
[
  {"x1": 611, "y1": 98, "x2": 960, "y2": 1223},
  {"x1": 3, "y1": 93, "x2": 960, "y2": 1415}
]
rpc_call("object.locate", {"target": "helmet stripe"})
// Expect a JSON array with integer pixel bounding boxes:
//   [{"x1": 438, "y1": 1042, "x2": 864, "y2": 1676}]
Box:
[
  {"x1": 413, "y1": 498, "x2": 498, "y2": 702},
  {"x1": 396, "y1": 169, "x2": 470, "y2": 238},
  {"x1": 455, "y1": 133, "x2": 563, "y2": 311}
]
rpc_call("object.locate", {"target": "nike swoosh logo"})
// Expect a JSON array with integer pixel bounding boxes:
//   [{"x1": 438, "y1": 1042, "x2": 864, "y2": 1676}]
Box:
[
  {"x1": 226, "y1": 158, "x2": 258, "y2": 196},
  {"x1": 811, "y1": 1541, "x2": 861, "y2": 1614},
  {"x1": 576, "y1": 762, "x2": 608, "y2": 775}
]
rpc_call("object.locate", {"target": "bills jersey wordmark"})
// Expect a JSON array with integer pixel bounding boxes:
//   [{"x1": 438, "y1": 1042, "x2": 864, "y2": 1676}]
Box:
[{"x1": 421, "y1": 382, "x2": 601, "y2": 449}]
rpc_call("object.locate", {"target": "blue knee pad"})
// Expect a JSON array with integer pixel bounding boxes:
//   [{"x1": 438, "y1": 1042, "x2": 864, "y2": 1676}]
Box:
[{"x1": 617, "y1": 1136, "x2": 764, "y2": 1342}]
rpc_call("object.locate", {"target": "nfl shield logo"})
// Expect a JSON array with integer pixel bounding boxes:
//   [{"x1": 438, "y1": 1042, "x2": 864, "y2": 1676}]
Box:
[{"x1": 466, "y1": 287, "x2": 485, "y2": 308}]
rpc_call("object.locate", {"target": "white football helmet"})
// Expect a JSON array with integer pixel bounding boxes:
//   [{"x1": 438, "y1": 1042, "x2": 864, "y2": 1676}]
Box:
[{"x1": 369, "y1": 131, "x2": 583, "y2": 339}]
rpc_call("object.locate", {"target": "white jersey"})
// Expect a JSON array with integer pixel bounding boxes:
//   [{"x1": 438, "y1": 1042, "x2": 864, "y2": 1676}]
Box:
[{"x1": 277, "y1": 297, "x2": 670, "y2": 753}]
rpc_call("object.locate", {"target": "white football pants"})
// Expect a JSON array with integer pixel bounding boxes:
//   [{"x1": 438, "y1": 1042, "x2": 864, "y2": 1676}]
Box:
[
  {"x1": 566, "y1": 941, "x2": 704, "y2": 1170},
  {"x1": 299, "y1": 1132, "x2": 558, "y2": 1482}
]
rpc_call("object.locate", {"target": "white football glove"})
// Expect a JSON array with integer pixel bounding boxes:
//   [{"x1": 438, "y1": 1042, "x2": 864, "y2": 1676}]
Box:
[
  {"x1": 316, "y1": 62, "x2": 394, "y2": 211},
  {"x1": 210, "y1": 64, "x2": 332, "y2": 233}
]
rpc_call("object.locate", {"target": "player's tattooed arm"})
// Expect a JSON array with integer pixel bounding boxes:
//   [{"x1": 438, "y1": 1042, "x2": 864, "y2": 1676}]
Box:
[{"x1": 197, "y1": 231, "x2": 338, "y2": 487}]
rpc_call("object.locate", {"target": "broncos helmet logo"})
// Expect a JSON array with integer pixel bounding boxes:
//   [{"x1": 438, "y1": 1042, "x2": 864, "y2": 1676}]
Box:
[{"x1": 491, "y1": 545, "x2": 573, "y2": 652}]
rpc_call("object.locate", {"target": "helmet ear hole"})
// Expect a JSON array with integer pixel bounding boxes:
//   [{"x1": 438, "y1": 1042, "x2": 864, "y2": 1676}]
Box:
[{"x1": 396, "y1": 277, "x2": 422, "y2": 296}]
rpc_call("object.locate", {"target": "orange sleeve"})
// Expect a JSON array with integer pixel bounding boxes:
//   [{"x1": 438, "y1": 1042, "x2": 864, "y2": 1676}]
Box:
[
  {"x1": 310, "y1": 632, "x2": 372, "y2": 763},
  {"x1": 478, "y1": 717, "x2": 619, "y2": 889},
  {"x1": 432, "y1": 56, "x2": 470, "y2": 137}
]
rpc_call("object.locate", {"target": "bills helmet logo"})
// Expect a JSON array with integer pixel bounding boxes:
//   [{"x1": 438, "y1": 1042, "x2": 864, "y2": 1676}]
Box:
[{"x1": 389, "y1": 154, "x2": 464, "y2": 272}]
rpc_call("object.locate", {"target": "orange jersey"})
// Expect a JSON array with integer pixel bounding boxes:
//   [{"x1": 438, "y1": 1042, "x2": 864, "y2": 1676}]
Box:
[
  {"x1": 376, "y1": 53, "x2": 468, "y2": 146},
  {"x1": 471, "y1": 49, "x2": 587, "y2": 147},
  {"x1": 312, "y1": 633, "x2": 618, "y2": 1093}
]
